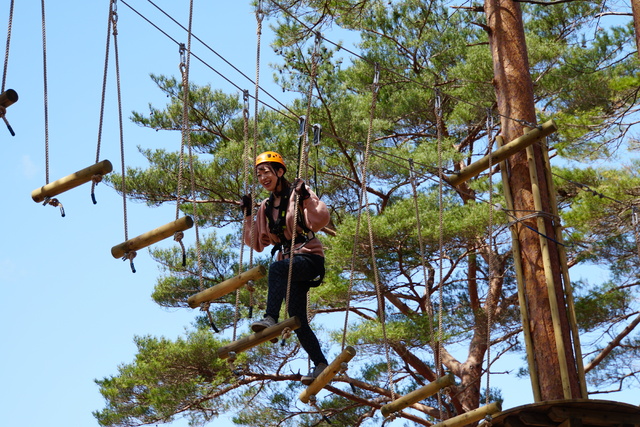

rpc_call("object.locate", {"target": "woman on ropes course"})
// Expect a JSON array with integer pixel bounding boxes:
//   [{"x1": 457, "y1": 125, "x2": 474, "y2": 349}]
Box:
[{"x1": 241, "y1": 151, "x2": 329, "y2": 385}]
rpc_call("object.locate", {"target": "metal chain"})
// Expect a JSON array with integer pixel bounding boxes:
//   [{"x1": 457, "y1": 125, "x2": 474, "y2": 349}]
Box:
[
  {"x1": 40, "y1": 0, "x2": 49, "y2": 183},
  {"x1": 2, "y1": 0, "x2": 14, "y2": 92}
]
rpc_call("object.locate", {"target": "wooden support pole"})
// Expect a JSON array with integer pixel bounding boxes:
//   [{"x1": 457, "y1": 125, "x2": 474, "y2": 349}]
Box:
[
  {"x1": 31, "y1": 160, "x2": 113, "y2": 203},
  {"x1": 540, "y1": 141, "x2": 588, "y2": 399},
  {"x1": 447, "y1": 119, "x2": 557, "y2": 187},
  {"x1": 299, "y1": 346, "x2": 357, "y2": 404},
  {"x1": 525, "y1": 136, "x2": 572, "y2": 400},
  {"x1": 111, "y1": 216, "x2": 194, "y2": 258},
  {"x1": 0, "y1": 89, "x2": 18, "y2": 108},
  {"x1": 217, "y1": 316, "x2": 301, "y2": 359},
  {"x1": 380, "y1": 373, "x2": 455, "y2": 418},
  {"x1": 187, "y1": 265, "x2": 266, "y2": 307},
  {"x1": 497, "y1": 136, "x2": 542, "y2": 402},
  {"x1": 431, "y1": 402, "x2": 502, "y2": 427}
]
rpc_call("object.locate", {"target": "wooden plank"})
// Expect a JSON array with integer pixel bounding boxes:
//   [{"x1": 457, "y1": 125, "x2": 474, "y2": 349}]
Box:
[
  {"x1": 446, "y1": 119, "x2": 557, "y2": 186},
  {"x1": 31, "y1": 160, "x2": 113, "y2": 203},
  {"x1": 548, "y1": 406, "x2": 640, "y2": 425},
  {"x1": 111, "y1": 216, "x2": 194, "y2": 258},
  {"x1": 299, "y1": 346, "x2": 357, "y2": 404},
  {"x1": 0, "y1": 89, "x2": 18, "y2": 108},
  {"x1": 380, "y1": 373, "x2": 455, "y2": 417},
  {"x1": 187, "y1": 265, "x2": 266, "y2": 307},
  {"x1": 217, "y1": 317, "x2": 301, "y2": 359},
  {"x1": 431, "y1": 402, "x2": 502, "y2": 427}
]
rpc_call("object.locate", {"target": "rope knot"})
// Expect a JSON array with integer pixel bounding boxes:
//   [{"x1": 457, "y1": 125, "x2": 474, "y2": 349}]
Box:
[{"x1": 91, "y1": 174, "x2": 103, "y2": 185}]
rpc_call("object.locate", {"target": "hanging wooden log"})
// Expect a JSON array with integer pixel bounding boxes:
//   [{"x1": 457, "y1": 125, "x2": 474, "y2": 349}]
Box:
[
  {"x1": 380, "y1": 373, "x2": 455, "y2": 418},
  {"x1": 111, "y1": 216, "x2": 194, "y2": 259},
  {"x1": 217, "y1": 316, "x2": 301, "y2": 360},
  {"x1": 447, "y1": 119, "x2": 557, "y2": 187},
  {"x1": 299, "y1": 346, "x2": 357, "y2": 404},
  {"x1": 31, "y1": 160, "x2": 113, "y2": 203},
  {"x1": 0, "y1": 89, "x2": 18, "y2": 108},
  {"x1": 187, "y1": 265, "x2": 267, "y2": 308},
  {"x1": 431, "y1": 402, "x2": 502, "y2": 427}
]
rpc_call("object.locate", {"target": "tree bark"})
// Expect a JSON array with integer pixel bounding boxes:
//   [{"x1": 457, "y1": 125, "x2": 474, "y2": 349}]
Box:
[
  {"x1": 484, "y1": 0, "x2": 582, "y2": 400},
  {"x1": 632, "y1": 0, "x2": 640, "y2": 57}
]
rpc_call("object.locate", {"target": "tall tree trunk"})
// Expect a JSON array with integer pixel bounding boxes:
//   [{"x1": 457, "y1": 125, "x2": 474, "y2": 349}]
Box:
[
  {"x1": 484, "y1": 0, "x2": 582, "y2": 400},
  {"x1": 632, "y1": 0, "x2": 640, "y2": 56}
]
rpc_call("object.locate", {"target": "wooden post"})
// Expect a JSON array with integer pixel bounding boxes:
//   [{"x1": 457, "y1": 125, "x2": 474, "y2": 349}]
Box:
[
  {"x1": 0, "y1": 89, "x2": 18, "y2": 108},
  {"x1": 447, "y1": 119, "x2": 557, "y2": 187},
  {"x1": 111, "y1": 216, "x2": 194, "y2": 258},
  {"x1": 540, "y1": 141, "x2": 588, "y2": 399},
  {"x1": 187, "y1": 265, "x2": 266, "y2": 307},
  {"x1": 431, "y1": 402, "x2": 502, "y2": 427},
  {"x1": 217, "y1": 316, "x2": 301, "y2": 359},
  {"x1": 497, "y1": 135, "x2": 541, "y2": 402},
  {"x1": 299, "y1": 346, "x2": 357, "y2": 404},
  {"x1": 31, "y1": 160, "x2": 113, "y2": 203},
  {"x1": 380, "y1": 373, "x2": 455, "y2": 418},
  {"x1": 525, "y1": 137, "x2": 572, "y2": 399}
]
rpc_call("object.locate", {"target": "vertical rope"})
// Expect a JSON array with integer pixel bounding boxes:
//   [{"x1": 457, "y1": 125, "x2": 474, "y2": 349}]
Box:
[
  {"x1": 175, "y1": 43, "x2": 188, "y2": 221},
  {"x1": 92, "y1": 0, "x2": 115, "y2": 202},
  {"x1": 485, "y1": 110, "x2": 495, "y2": 406},
  {"x1": 112, "y1": 4, "x2": 127, "y2": 242},
  {"x1": 1, "y1": 0, "x2": 14, "y2": 92},
  {"x1": 234, "y1": 90, "x2": 252, "y2": 340},
  {"x1": 286, "y1": 31, "x2": 321, "y2": 319},
  {"x1": 434, "y1": 90, "x2": 445, "y2": 415},
  {"x1": 40, "y1": 0, "x2": 49, "y2": 184}
]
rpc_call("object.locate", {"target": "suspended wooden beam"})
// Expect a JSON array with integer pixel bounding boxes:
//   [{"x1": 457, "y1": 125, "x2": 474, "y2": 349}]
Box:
[
  {"x1": 446, "y1": 119, "x2": 557, "y2": 187},
  {"x1": 299, "y1": 346, "x2": 357, "y2": 404},
  {"x1": 31, "y1": 160, "x2": 113, "y2": 203},
  {"x1": 217, "y1": 316, "x2": 301, "y2": 360},
  {"x1": 0, "y1": 89, "x2": 18, "y2": 108},
  {"x1": 187, "y1": 265, "x2": 266, "y2": 308},
  {"x1": 380, "y1": 373, "x2": 455, "y2": 418},
  {"x1": 431, "y1": 402, "x2": 502, "y2": 427},
  {"x1": 111, "y1": 216, "x2": 194, "y2": 259}
]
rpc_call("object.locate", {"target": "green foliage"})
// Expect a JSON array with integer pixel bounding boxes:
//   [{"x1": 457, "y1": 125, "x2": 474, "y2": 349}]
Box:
[{"x1": 95, "y1": 0, "x2": 640, "y2": 425}]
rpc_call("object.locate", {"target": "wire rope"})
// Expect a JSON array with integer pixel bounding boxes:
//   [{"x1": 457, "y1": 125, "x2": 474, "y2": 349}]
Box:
[{"x1": 40, "y1": 0, "x2": 49, "y2": 184}]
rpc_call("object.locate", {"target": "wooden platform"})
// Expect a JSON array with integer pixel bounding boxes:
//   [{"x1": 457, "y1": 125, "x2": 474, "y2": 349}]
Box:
[{"x1": 489, "y1": 399, "x2": 640, "y2": 427}]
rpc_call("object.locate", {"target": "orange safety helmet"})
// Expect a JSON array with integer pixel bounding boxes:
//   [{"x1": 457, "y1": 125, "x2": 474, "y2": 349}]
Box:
[{"x1": 255, "y1": 151, "x2": 286, "y2": 171}]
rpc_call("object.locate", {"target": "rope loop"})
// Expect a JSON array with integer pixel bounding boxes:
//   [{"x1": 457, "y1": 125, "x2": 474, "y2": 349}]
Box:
[
  {"x1": 122, "y1": 251, "x2": 136, "y2": 273},
  {"x1": 43, "y1": 196, "x2": 65, "y2": 217}
]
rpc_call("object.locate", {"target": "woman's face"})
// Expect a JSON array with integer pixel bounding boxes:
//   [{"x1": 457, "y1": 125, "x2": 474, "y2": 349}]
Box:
[{"x1": 256, "y1": 164, "x2": 283, "y2": 193}]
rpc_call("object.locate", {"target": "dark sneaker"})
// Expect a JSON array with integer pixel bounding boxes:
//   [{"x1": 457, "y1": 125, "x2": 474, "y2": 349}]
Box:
[
  {"x1": 301, "y1": 363, "x2": 328, "y2": 386},
  {"x1": 251, "y1": 316, "x2": 278, "y2": 343}
]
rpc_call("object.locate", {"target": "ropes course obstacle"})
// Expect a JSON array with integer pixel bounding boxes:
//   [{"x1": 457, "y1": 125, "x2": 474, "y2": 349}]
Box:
[
  {"x1": 217, "y1": 316, "x2": 301, "y2": 360},
  {"x1": 299, "y1": 346, "x2": 356, "y2": 404},
  {"x1": 431, "y1": 402, "x2": 502, "y2": 427},
  {"x1": 31, "y1": 159, "x2": 113, "y2": 203},
  {"x1": 380, "y1": 373, "x2": 455, "y2": 418},
  {"x1": 187, "y1": 265, "x2": 266, "y2": 308},
  {"x1": 111, "y1": 215, "x2": 194, "y2": 259}
]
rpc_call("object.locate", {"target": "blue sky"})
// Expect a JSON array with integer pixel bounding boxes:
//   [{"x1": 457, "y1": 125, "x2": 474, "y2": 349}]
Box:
[{"x1": 0, "y1": 2, "x2": 637, "y2": 427}]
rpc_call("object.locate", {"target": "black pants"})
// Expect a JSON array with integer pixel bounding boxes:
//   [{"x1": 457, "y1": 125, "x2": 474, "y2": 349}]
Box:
[{"x1": 264, "y1": 253, "x2": 328, "y2": 367}]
